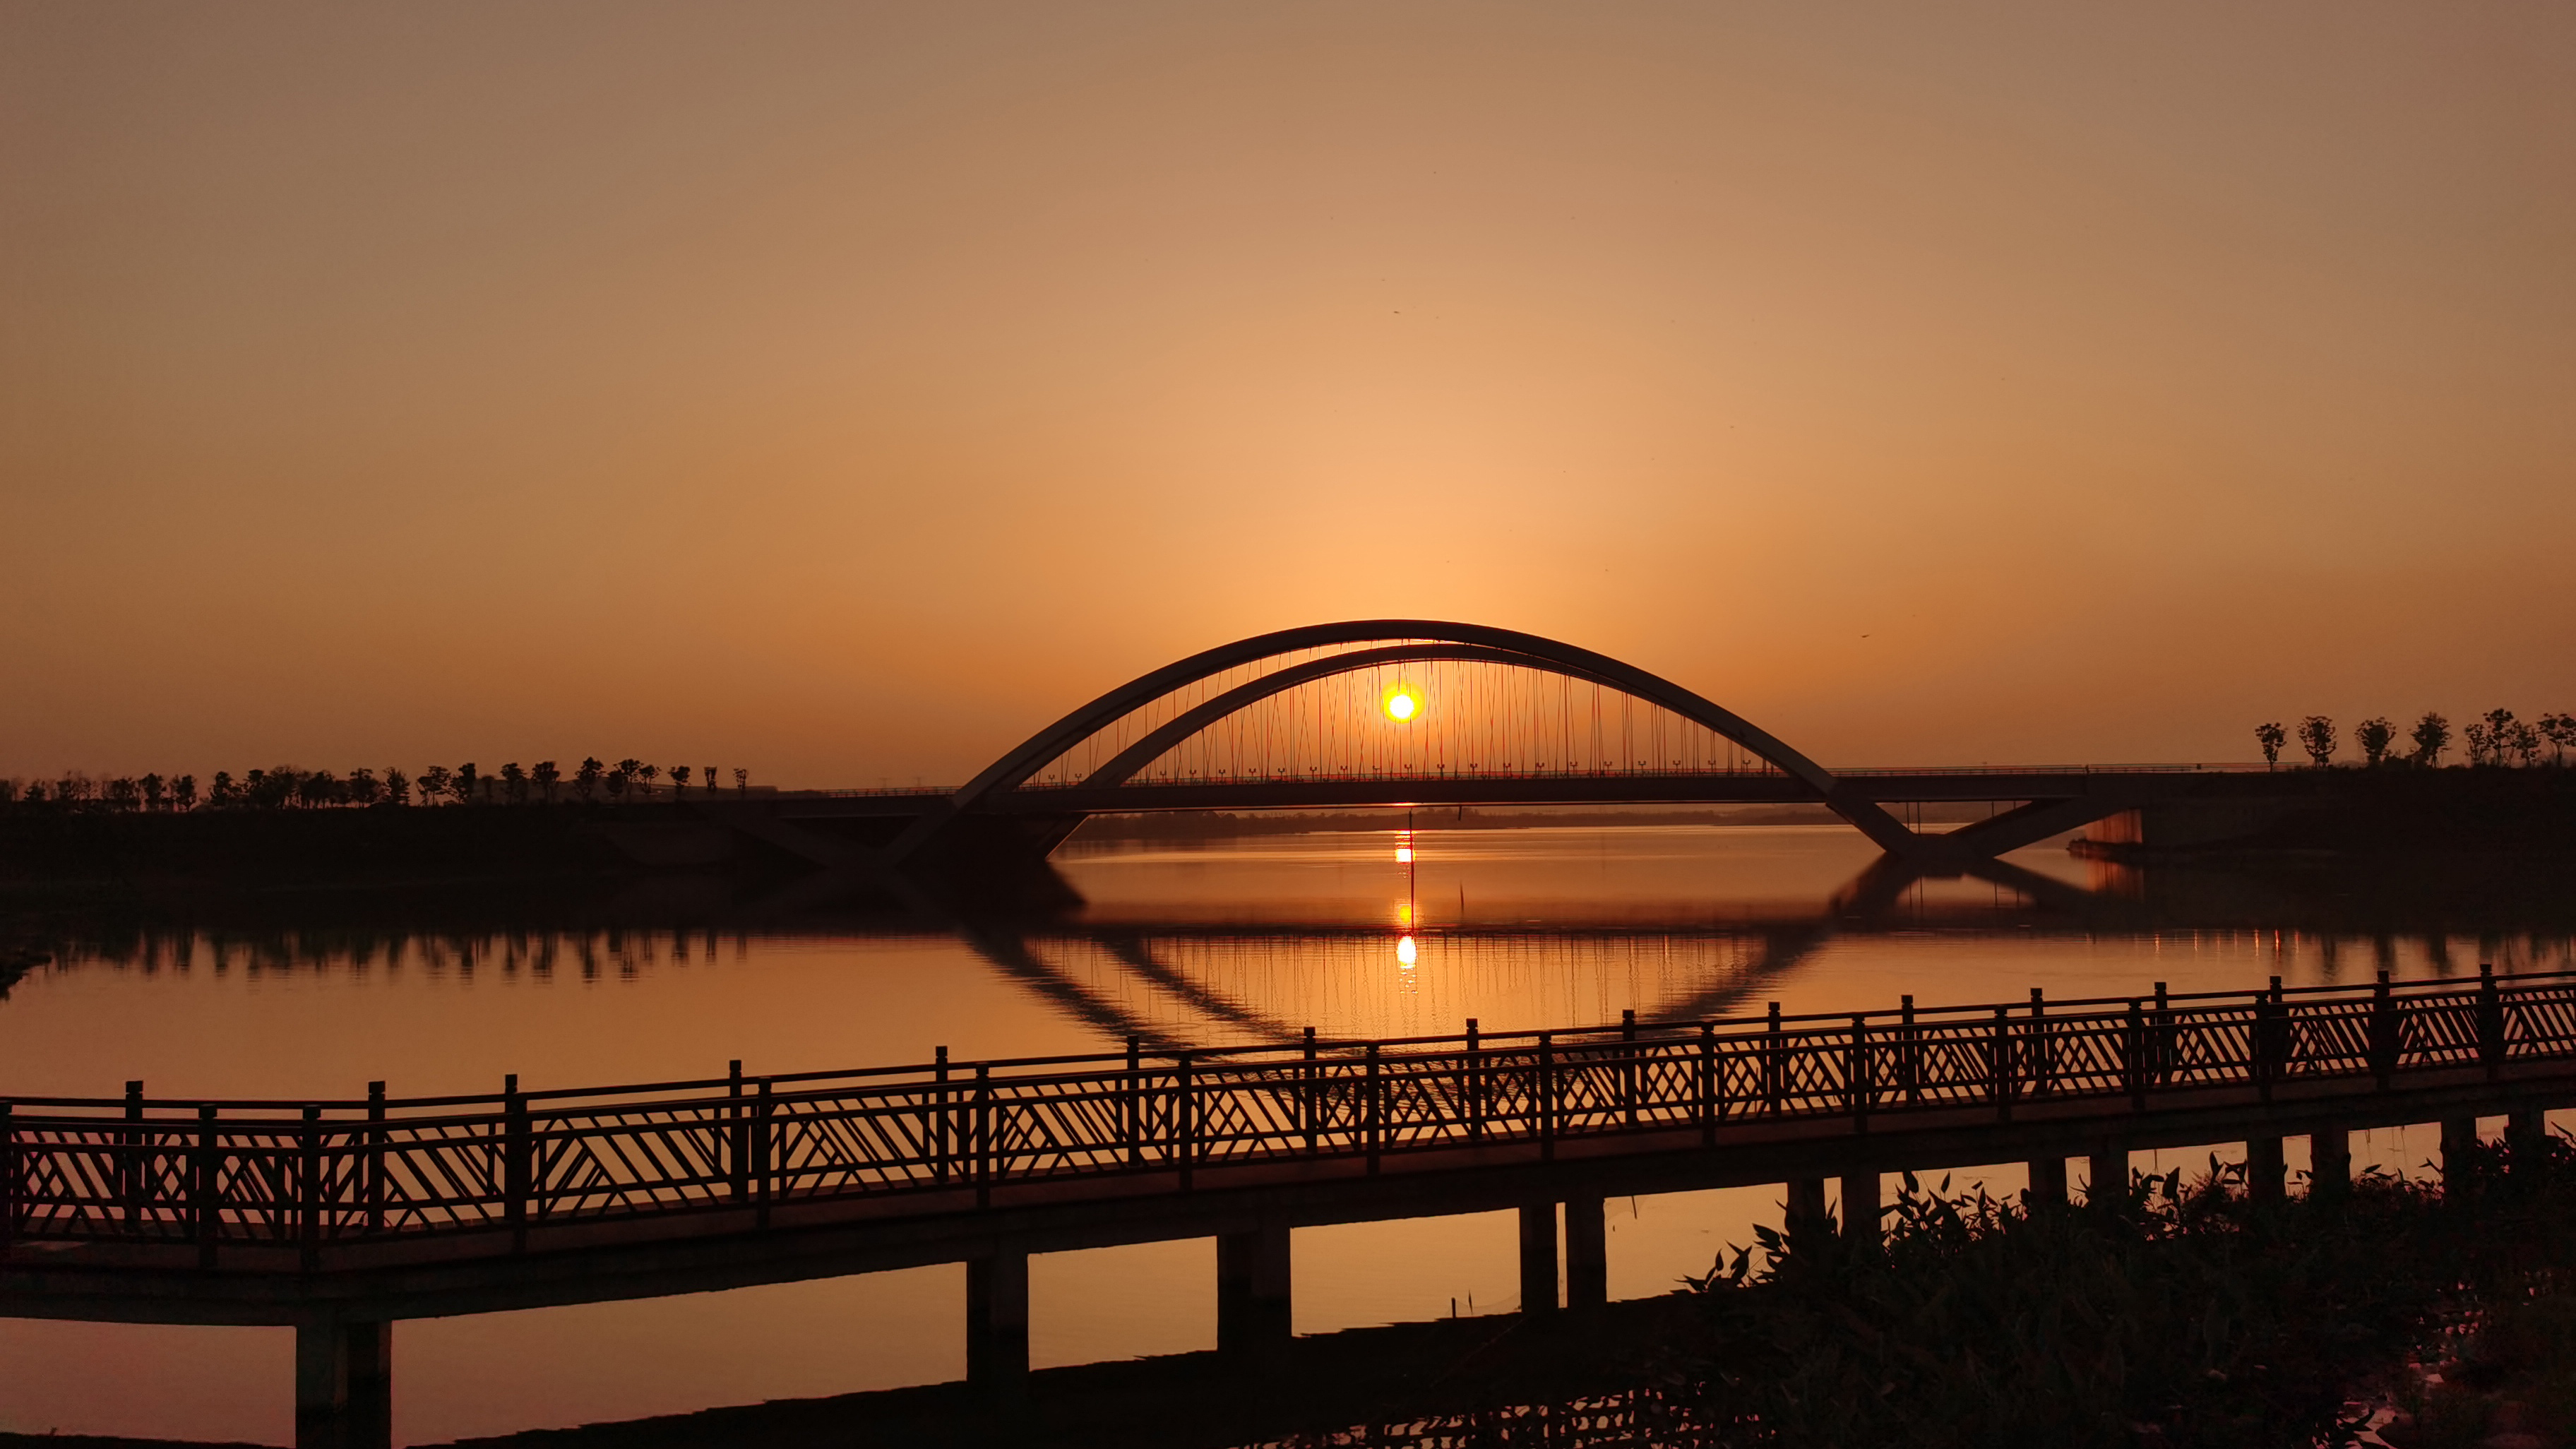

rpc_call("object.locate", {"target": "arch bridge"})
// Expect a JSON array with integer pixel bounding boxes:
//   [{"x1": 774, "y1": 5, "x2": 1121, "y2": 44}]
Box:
[{"x1": 717, "y1": 621, "x2": 2216, "y2": 883}]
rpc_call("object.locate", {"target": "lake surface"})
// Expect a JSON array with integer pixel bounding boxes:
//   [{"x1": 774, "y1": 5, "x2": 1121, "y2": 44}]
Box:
[{"x1": 3, "y1": 825, "x2": 2566, "y2": 1444}]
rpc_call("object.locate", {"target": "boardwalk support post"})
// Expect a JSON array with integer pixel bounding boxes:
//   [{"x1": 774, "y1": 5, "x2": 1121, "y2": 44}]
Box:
[
  {"x1": 1217, "y1": 1222, "x2": 1292, "y2": 1354},
  {"x1": 2442, "y1": 1116, "x2": 2481, "y2": 1192},
  {"x1": 1786, "y1": 1176, "x2": 1828, "y2": 1235},
  {"x1": 2088, "y1": 1145, "x2": 2128, "y2": 1210},
  {"x1": 1841, "y1": 1169, "x2": 1880, "y2": 1246},
  {"x1": 2246, "y1": 1136, "x2": 2285, "y2": 1205},
  {"x1": 965, "y1": 1251, "x2": 1030, "y2": 1388},
  {"x1": 294, "y1": 1316, "x2": 391, "y2": 1449},
  {"x1": 2310, "y1": 1128, "x2": 2351, "y2": 1202},
  {"x1": 2027, "y1": 1155, "x2": 2068, "y2": 1205},
  {"x1": 1517, "y1": 1203, "x2": 1559, "y2": 1315},
  {"x1": 1565, "y1": 1195, "x2": 1608, "y2": 1312}
]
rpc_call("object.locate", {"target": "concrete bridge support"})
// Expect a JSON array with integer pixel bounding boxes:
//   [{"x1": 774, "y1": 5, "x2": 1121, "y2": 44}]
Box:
[
  {"x1": 1840, "y1": 1169, "x2": 1881, "y2": 1246},
  {"x1": 2088, "y1": 1145, "x2": 2128, "y2": 1209},
  {"x1": 2442, "y1": 1117, "x2": 2481, "y2": 1190},
  {"x1": 1217, "y1": 1224, "x2": 1293, "y2": 1354},
  {"x1": 2509, "y1": 1107, "x2": 2550, "y2": 1154},
  {"x1": 2310, "y1": 1128, "x2": 2351, "y2": 1200},
  {"x1": 1785, "y1": 1176, "x2": 1827, "y2": 1235},
  {"x1": 294, "y1": 1317, "x2": 390, "y2": 1449},
  {"x1": 1517, "y1": 1203, "x2": 1559, "y2": 1314},
  {"x1": 2247, "y1": 1137, "x2": 2286, "y2": 1205},
  {"x1": 2027, "y1": 1155, "x2": 2068, "y2": 1205},
  {"x1": 966, "y1": 1252, "x2": 1030, "y2": 1388},
  {"x1": 1565, "y1": 1195, "x2": 1609, "y2": 1312}
]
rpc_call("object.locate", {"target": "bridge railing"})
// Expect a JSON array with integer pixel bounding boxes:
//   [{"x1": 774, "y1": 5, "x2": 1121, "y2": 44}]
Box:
[{"x1": 5, "y1": 970, "x2": 2572, "y2": 1257}]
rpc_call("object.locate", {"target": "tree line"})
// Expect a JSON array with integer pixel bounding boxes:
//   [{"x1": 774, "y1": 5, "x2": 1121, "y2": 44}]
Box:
[
  {"x1": 2252, "y1": 710, "x2": 2576, "y2": 769},
  {"x1": 0, "y1": 759, "x2": 754, "y2": 813}
]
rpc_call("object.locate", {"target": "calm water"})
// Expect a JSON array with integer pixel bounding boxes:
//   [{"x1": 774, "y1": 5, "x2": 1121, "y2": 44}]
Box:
[{"x1": 3, "y1": 825, "x2": 2565, "y2": 1444}]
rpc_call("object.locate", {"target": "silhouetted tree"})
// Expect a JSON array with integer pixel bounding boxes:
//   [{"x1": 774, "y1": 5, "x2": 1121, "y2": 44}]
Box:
[
  {"x1": 532, "y1": 761, "x2": 560, "y2": 802},
  {"x1": 2542, "y1": 712, "x2": 2576, "y2": 766},
  {"x1": 501, "y1": 762, "x2": 528, "y2": 805},
  {"x1": 574, "y1": 758, "x2": 602, "y2": 801},
  {"x1": 705, "y1": 765, "x2": 719, "y2": 797},
  {"x1": 298, "y1": 771, "x2": 340, "y2": 809},
  {"x1": 454, "y1": 763, "x2": 479, "y2": 804},
  {"x1": 0, "y1": 780, "x2": 16, "y2": 810},
  {"x1": 346, "y1": 769, "x2": 381, "y2": 806},
  {"x1": 2511, "y1": 720, "x2": 2544, "y2": 768},
  {"x1": 210, "y1": 771, "x2": 238, "y2": 807},
  {"x1": 383, "y1": 768, "x2": 409, "y2": 806},
  {"x1": 2411, "y1": 712, "x2": 2450, "y2": 765},
  {"x1": 732, "y1": 767, "x2": 749, "y2": 794},
  {"x1": 2254, "y1": 722, "x2": 2286, "y2": 770},
  {"x1": 2480, "y1": 708, "x2": 2520, "y2": 766},
  {"x1": 670, "y1": 765, "x2": 692, "y2": 795},
  {"x1": 419, "y1": 765, "x2": 452, "y2": 804},
  {"x1": 605, "y1": 763, "x2": 631, "y2": 803},
  {"x1": 638, "y1": 763, "x2": 661, "y2": 799},
  {"x1": 2297, "y1": 716, "x2": 2336, "y2": 768}
]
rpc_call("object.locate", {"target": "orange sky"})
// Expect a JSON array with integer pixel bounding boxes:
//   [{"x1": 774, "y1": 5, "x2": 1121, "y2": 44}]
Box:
[{"x1": 4, "y1": 2, "x2": 2571, "y2": 784}]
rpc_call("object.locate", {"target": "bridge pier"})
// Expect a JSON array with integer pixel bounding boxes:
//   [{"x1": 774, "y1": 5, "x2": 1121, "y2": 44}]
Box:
[
  {"x1": 1517, "y1": 1203, "x2": 1559, "y2": 1314},
  {"x1": 294, "y1": 1317, "x2": 391, "y2": 1449},
  {"x1": 2027, "y1": 1155, "x2": 2068, "y2": 1206},
  {"x1": 2309, "y1": 1128, "x2": 2351, "y2": 1200},
  {"x1": 1565, "y1": 1195, "x2": 1608, "y2": 1312},
  {"x1": 1840, "y1": 1170, "x2": 1880, "y2": 1246},
  {"x1": 2246, "y1": 1136, "x2": 2286, "y2": 1205},
  {"x1": 2087, "y1": 1145, "x2": 2128, "y2": 1210},
  {"x1": 2508, "y1": 1107, "x2": 2550, "y2": 1154},
  {"x1": 1785, "y1": 1176, "x2": 1828, "y2": 1235},
  {"x1": 1217, "y1": 1224, "x2": 1293, "y2": 1354},
  {"x1": 2441, "y1": 1116, "x2": 2481, "y2": 1191},
  {"x1": 966, "y1": 1252, "x2": 1030, "y2": 1388}
]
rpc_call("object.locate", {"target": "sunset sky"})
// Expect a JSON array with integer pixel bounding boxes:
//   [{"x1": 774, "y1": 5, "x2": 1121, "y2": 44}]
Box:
[{"x1": 5, "y1": 2, "x2": 2571, "y2": 785}]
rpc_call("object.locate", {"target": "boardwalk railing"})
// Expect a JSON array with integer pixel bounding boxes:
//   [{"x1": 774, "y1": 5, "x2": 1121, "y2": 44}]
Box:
[{"x1": 6, "y1": 969, "x2": 2572, "y2": 1261}]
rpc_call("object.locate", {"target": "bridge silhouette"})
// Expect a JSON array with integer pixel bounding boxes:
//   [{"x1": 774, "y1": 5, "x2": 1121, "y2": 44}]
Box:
[{"x1": 698, "y1": 620, "x2": 2254, "y2": 892}]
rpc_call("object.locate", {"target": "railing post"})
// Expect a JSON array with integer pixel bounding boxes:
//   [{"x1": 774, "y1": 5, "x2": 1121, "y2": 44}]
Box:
[
  {"x1": 365, "y1": 1082, "x2": 386, "y2": 1235},
  {"x1": 2255, "y1": 975, "x2": 2283, "y2": 1101},
  {"x1": 1990, "y1": 1007, "x2": 2012, "y2": 1122},
  {"x1": 504, "y1": 1078, "x2": 530, "y2": 1253},
  {"x1": 755, "y1": 1079, "x2": 775, "y2": 1227},
  {"x1": 2371, "y1": 971, "x2": 2399, "y2": 1087},
  {"x1": 1, "y1": 1102, "x2": 16, "y2": 1253},
  {"x1": 929, "y1": 1048, "x2": 948, "y2": 1187},
  {"x1": 2125, "y1": 1001, "x2": 2147, "y2": 1109},
  {"x1": 1900, "y1": 996, "x2": 1919, "y2": 1105},
  {"x1": 1538, "y1": 1032, "x2": 1556, "y2": 1161},
  {"x1": 1301, "y1": 1028, "x2": 1318, "y2": 1153},
  {"x1": 1764, "y1": 1003, "x2": 1784, "y2": 1115},
  {"x1": 974, "y1": 1064, "x2": 993, "y2": 1209},
  {"x1": 2153, "y1": 982, "x2": 2174, "y2": 1085},
  {"x1": 1848, "y1": 1016, "x2": 1870, "y2": 1131},
  {"x1": 1365, "y1": 1043, "x2": 1383, "y2": 1174},
  {"x1": 1621, "y1": 1009, "x2": 1638, "y2": 1129},
  {"x1": 729, "y1": 1059, "x2": 750, "y2": 1198},
  {"x1": 1176, "y1": 1052, "x2": 1195, "y2": 1191},
  {"x1": 299, "y1": 1105, "x2": 322, "y2": 1272},
  {"x1": 194, "y1": 1104, "x2": 219, "y2": 1268},
  {"x1": 1698, "y1": 1021, "x2": 1717, "y2": 1146},
  {"x1": 2479, "y1": 962, "x2": 2504, "y2": 1076},
  {"x1": 2028, "y1": 989, "x2": 2049, "y2": 1097},
  {"x1": 1466, "y1": 1020, "x2": 1484, "y2": 1143},
  {"x1": 1127, "y1": 1035, "x2": 1145, "y2": 1167},
  {"x1": 121, "y1": 1080, "x2": 143, "y2": 1221}
]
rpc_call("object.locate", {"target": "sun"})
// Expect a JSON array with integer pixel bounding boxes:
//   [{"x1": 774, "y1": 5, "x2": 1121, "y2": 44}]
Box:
[{"x1": 1381, "y1": 681, "x2": 1421, "y2": 723}]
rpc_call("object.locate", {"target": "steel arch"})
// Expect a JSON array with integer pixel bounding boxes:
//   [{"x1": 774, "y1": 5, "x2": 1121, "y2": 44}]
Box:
[{"x1": 886, "y1": 621, "x2": 1928, "y2": 863}]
